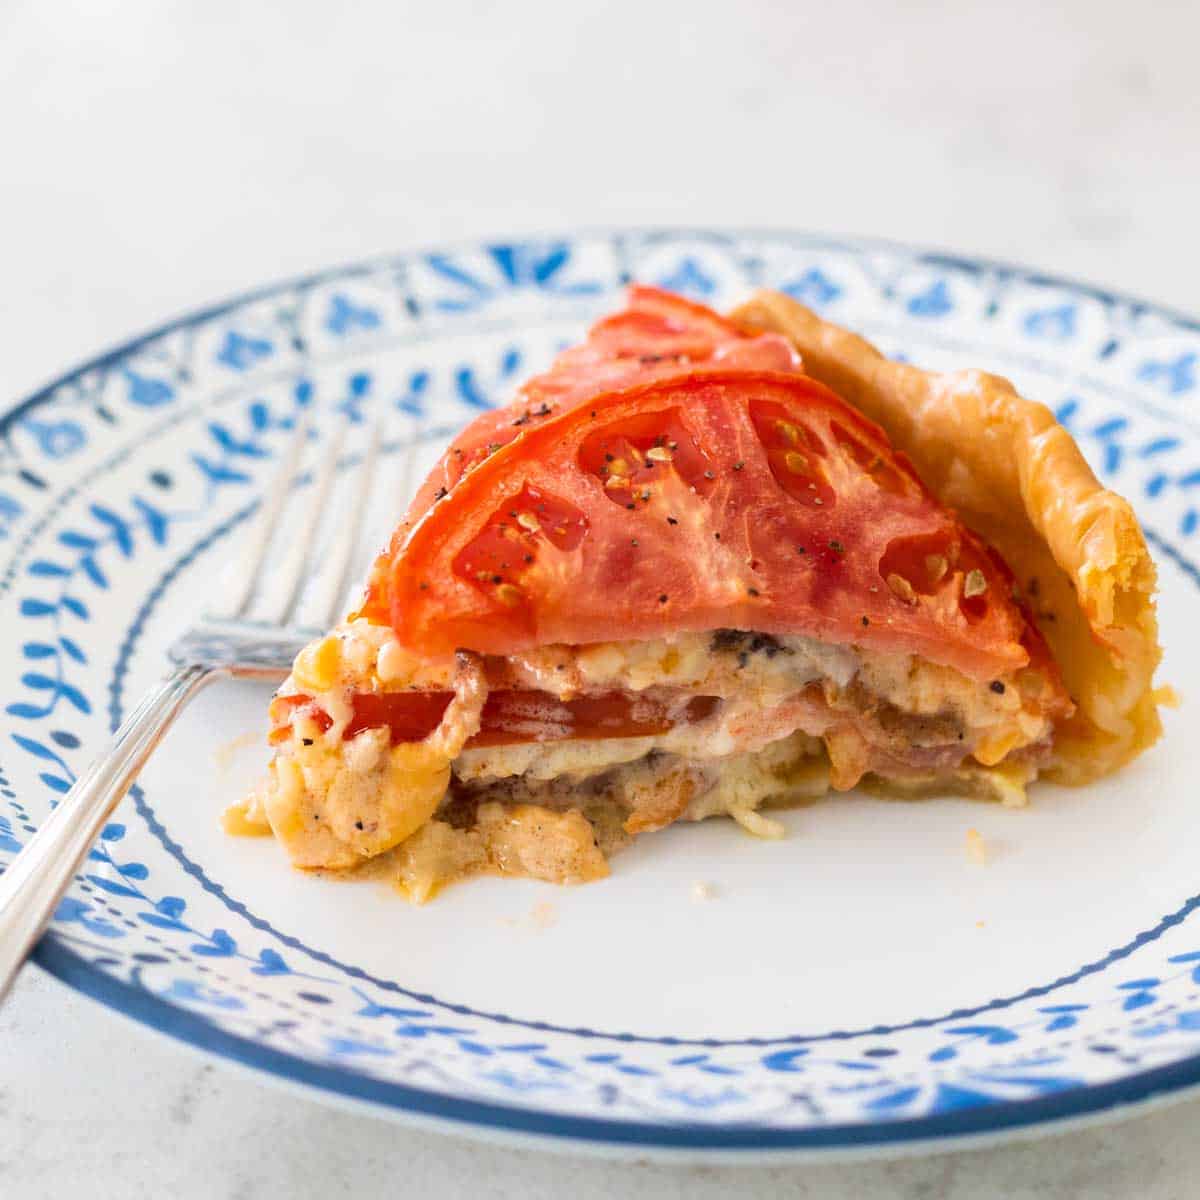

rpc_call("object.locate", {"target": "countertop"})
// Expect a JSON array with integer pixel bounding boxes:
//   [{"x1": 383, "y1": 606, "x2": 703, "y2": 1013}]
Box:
[{"x1": 1, "y1": 1, "x2": 1197, "y2": 1196}]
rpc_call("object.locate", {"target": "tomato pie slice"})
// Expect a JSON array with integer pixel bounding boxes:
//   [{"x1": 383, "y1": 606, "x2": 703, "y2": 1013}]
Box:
[{"x1": 231, "y1": 287, "x2": 1163, "y2": 900}]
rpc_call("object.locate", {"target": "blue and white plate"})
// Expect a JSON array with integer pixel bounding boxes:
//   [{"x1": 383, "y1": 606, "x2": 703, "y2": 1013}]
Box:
[{"x1": 4, "y1": 230, "x2": 1197, "y2": 1161}]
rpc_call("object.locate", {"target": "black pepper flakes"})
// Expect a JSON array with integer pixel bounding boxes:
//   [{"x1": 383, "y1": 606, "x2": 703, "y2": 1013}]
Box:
[
  {"x1": 829, "y1": 540, "x2": 845, "y2": 554},
  {"x1": 524, "y1": 554, "x2": 533, "y2": 563},
  {"x1": 355, "y1": 820, "x2": 364, "y2": 831},
  {"x1": 733, "y1": 460, "x2": 745, "y2": 471},
  {"x1": 748, "y1": 587, "x2": 760, "y2": 597},
  {"x1": 418, "y1": 582, "x2": 429, "y2": 591},
  {"x1": 625, "y1": 502, "x2": 636, "y2": 510},
  {"x1": 861, "y1": 616, "x2": 870, "y2": 627},
  {"x1": 605, "y1": 453, "x2": 614, "y2": 462},
  {"x1": 667, "y1": 516, "x2": 678, "y2": 525},
  {"x1": 797, "y1": 545, "x2": 806, "y2": 554},
  {"x1": 990, "y1": 680, "x2": 1006, "y2": 694},
  {"x1": 709, "y1": 629, "x2": 742, "y2": 652},
  {"x1": 491, "y1": 574, "x2": 502, "y2": 584},
  {"x1": 433, "y1": 486, "x2": 448, "y2": 501},
  {"x1": 704, "y1": 470, "x2": 715, "y2": 479},
  {"x1": 301, "y1": 738, "x2": 314, "y2": 747},
  {"x1": 630, "y1": 538, "x2": 639, "y2": 547},
  {"x1": 658, "y1": 593, "x2": 668, "y2": 604},
  {"x1": 754, "y1": 633, "x2": 784, "y2": 658}
]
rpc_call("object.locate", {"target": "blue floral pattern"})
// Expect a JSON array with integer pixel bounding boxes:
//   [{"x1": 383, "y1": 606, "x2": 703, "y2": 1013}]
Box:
[{"x1": 1, "y1": 231, "x2": 1198, "y2": 1151}]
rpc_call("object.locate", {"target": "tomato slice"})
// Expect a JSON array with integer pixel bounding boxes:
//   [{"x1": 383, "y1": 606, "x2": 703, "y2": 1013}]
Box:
[
  {"x1": 405, "y1": 285, "x2": 783, "y2": 523},
  {"x1": 381, "y1": 368, "x2": 1064, "y2": 686},
  {"x1": 470, "y1": 690, "x2": 719, "y2": 747},
  {"x1": 345, "y1": 691, "x2": 454, "y2": 742},
  {"x1": 355, "y1": 288, "x2": 801, "y2": 624},
  {"x1": 276, "y1": 689, "x2": 720, "y2": 748}
]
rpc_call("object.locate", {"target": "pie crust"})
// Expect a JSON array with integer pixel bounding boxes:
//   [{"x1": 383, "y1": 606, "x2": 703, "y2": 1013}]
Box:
[{"x1": 731, "y1": 290, "x2": 1163, "y2": 782}]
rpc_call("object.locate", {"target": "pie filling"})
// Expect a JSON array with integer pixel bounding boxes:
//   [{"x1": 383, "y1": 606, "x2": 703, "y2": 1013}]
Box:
[
  {"x1": 228, "y1": 284, "x2": 1163, "y2": 900},
  {"x1": 230, "y1": 620, "x2": 1063, "y2": 900}
]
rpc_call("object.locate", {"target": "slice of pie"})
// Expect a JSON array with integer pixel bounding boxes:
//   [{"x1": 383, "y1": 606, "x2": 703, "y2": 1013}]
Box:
[{"x1": 230, "y1": 287, "x2": 1163, "y2": 901}]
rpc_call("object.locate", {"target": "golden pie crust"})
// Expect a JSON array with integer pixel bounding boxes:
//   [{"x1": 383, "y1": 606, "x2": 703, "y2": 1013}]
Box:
[{"x1": 731, "y1": 289, "x2": 1163, "y2": 784}]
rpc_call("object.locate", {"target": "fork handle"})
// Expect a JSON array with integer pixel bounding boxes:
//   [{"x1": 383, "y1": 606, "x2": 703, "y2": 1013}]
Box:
[{"x1": 0, "y1": 663, "x2": 220, "y2": 1002}]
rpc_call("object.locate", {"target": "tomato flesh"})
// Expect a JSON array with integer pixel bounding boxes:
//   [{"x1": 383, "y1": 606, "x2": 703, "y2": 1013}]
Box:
[
  {"x1": 354, "y1": 287, "x2": 1068, "y2": 701},
  {"x1": 353, "y1": 286, "x2": 802, "y2": 626},
  {"x1": 577, "y1": 407, "x2": 716, "y2": 509},
  {"x1": 452, "y1": 482, "x2": 590, "y2": 621},
  {"x1": 276, "y1": 689, "x2": 720, "y2": 748},
  {"x1": 345, "y1": 691, "x2": 454, "y2": 742}
]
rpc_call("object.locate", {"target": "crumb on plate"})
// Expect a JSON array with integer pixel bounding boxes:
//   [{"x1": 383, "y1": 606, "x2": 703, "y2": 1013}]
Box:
[{"x1": 965, "y1": 827, "x2": 988, "y2": 865}]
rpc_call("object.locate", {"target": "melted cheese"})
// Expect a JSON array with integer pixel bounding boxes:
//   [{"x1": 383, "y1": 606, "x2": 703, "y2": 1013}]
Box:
[
  {"x1": 252, "y1": 619, "x2": 1057, "y2": 886},
  {"x1": 498, "y1": 630, "x2": 858, "y2": 699}
]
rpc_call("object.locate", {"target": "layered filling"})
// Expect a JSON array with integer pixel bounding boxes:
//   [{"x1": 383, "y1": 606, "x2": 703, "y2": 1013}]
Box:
[{"x1": 231, "y1": 619, "x2": 1063, "y2": 899}]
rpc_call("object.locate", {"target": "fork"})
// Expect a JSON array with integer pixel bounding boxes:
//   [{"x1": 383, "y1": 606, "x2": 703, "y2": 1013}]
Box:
[{"x1": 0, "y1": 408, "x2": 391, "y2": 1001}]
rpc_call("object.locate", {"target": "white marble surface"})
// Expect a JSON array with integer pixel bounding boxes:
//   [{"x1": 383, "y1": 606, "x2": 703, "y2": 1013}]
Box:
[{"x1": 1, "y1": 1, "x2": 1198, "y2": 1195}]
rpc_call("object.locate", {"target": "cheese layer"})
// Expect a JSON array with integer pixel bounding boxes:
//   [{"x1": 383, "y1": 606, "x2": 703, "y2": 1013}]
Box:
[{"x1": 230, "y1": 620, "x2": 1059, "y2": 893}]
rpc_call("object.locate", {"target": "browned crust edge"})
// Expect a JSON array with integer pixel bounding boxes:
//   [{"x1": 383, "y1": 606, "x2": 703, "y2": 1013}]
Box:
[{"x1": 731, "y1": 290, "x2": 1163, "y2": 783}]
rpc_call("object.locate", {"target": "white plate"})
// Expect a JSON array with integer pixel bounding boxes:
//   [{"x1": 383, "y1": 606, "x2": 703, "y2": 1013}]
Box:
[{"x1": 4, "y1": 229, "x2": 1197, "y2": 1159}]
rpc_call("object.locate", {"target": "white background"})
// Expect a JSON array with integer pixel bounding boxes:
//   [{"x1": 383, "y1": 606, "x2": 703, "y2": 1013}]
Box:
[{"x1": 2, "y1": 1, "x2": 1198, "y2": 1196}]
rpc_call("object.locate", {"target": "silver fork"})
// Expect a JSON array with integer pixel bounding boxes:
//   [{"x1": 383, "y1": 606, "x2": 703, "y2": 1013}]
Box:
[{"x1": 0, "y1": 408, "x2": 389, "y2": 1001}]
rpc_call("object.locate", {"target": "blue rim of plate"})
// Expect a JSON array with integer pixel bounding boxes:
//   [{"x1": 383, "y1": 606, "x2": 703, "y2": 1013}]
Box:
[{"x1": 16, "y1": 226, "x2": 1200, "y2": 1154}]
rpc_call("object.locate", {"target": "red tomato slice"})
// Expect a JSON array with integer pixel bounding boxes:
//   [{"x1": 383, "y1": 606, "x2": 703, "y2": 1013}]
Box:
[
  {"x1": 276, "y1": 689, "x2": 720, "y2": 748},
  {"x1": 356, "y1": 289, "x2": 799, "y2": 626},
  {"x1": 469, "y1": 690, "x2": 719, "y2": 747},
  {"x1": 371, "y1": 287, "x2": 801, "y2": 590},
  {"x1": 381, "y1": 369, "x2": 1063, "y2": 684}
]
